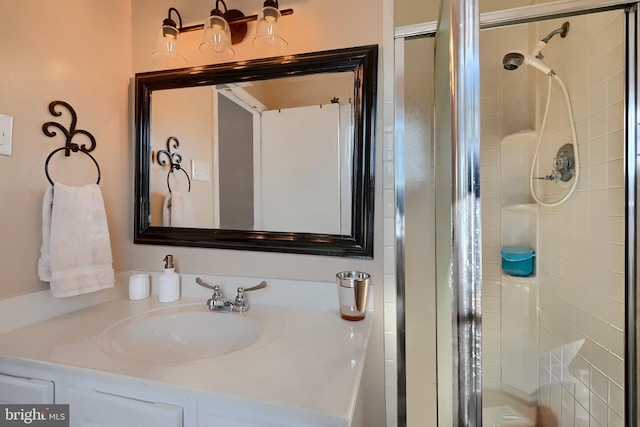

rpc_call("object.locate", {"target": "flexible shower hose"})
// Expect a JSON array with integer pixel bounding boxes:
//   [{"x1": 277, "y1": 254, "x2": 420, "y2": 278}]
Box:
[{"x1": 529, "y1": 69, "x2": 580, "y2": 207}]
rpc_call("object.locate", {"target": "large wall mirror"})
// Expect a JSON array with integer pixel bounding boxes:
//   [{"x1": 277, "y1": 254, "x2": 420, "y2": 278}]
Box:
[{"x1": 134, "y1": 45, "x2": 378, "y2": 257}]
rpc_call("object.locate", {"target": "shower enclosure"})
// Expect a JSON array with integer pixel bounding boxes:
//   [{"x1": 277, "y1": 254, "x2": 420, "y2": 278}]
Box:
[{"x1": 395, "y1": 0, "x2": 638, "y2": 425}]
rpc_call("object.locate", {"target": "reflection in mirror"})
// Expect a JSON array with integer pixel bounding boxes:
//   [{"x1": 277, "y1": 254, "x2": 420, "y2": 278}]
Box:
[
  {"x1": 135, "y1": 45, "x2": 378, "y2": 257},
  {"x1": 150, "y1": 72, "x2": 354, "y2": 234}
]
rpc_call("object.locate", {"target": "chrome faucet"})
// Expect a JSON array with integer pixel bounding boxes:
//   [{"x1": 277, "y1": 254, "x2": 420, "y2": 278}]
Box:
[{"x1": 195, "y1": 277, "x2": 267, "y2": 312}]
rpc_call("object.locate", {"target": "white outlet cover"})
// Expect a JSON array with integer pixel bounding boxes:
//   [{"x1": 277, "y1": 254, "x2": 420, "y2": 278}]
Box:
[{"x1": 0, "y1": 114, "x2": 13, "y2": 156}]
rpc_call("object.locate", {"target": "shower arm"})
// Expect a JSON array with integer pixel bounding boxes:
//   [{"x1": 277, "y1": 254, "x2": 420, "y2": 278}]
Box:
[
  {"x1": 542, "y1": 22, "x2": 570, "y2": 44},
  {"x1": 533, "y1": 22, "x2": 570, "y2": 59}
]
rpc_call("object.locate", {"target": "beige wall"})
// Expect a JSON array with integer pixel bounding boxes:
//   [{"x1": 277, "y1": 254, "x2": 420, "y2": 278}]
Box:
[
  {"x1": 150, "y1": 87, "x2": 215, "y2": 228},
  {"x1": 0, "y1": 1, "x2": 133, "y2": 298},
  {"x1": 395, "y1": 0, "x2": 439, "y2": 27}
]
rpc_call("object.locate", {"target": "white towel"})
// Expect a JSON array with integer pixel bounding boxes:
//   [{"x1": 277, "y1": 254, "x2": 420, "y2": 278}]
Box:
[
  {"x1": 38, "y1": 183, "x2": 115, "y2": 297},
  {"x1": 162, "y1": 191, "x2": 195, "y2": 227}
]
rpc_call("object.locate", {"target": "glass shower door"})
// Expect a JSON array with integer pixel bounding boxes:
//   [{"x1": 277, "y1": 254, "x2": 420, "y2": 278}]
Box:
[
  {"x1": 395, "y1": 0, "x2": 483, "y2": 423},
  {"x1": 395, "y1": 33, "x2": 437, "y2": 427}
]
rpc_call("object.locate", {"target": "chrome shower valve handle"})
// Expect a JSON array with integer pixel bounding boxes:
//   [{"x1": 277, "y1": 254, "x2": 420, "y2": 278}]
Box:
[{"x1": 534, "y1": 144, "x2": 575, "y2": 183}]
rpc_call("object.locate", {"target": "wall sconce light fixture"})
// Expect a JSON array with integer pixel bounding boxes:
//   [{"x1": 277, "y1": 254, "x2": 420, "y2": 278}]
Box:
[
  {"x1": 153, "y1": 1, "x2": 293, "y2": 65},
  {"x1": 253, "y1": 0, "x2": 288, "y2": 54},
  {"x1": 200, "y1": 0, "x2": 238, "y2": 60},
  {"x1": 152, "y1": 7, "x2": 188, "y2": 67}
]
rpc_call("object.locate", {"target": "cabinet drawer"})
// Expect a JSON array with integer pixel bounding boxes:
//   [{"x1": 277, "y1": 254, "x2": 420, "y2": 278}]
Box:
[
  {"x1": 0, "y1": 372, "x2": 54, "y2": 404},
  {"x1": 65, "y1": 388, "x2": 183, "y2": 427}
]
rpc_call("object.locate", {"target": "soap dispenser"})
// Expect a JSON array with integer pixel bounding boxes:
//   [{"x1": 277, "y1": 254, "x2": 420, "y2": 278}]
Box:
[{"x1": 158, "y1": 255, "x2": 180, "y2": 303}]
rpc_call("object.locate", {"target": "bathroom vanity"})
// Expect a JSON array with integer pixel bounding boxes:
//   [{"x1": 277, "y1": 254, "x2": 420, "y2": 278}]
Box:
[{"x1": 0, "y1": 288, "x2": 372, "y2": 427}]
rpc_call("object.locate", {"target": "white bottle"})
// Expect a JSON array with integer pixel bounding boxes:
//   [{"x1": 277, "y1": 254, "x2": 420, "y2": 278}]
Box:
[{"x1": 158, "y1": 255, "x2": 180, "y2": 303}]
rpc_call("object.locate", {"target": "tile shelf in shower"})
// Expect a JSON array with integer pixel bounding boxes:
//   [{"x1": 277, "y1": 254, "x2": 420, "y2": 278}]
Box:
[
  {"x1": 500, "y1": 205, "x2": 538, "y2": 254},
  {"x1": 499, "y1": 131, "x2": 540, "y2": 401}
]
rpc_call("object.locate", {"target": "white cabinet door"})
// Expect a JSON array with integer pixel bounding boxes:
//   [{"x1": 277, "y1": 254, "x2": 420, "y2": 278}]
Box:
[
  {"x1": 66, "y1": 388, "x2": 182, "y2": 427},
  {"x1": 0, "y1": 372, "x2": 54, "y2": 404}
]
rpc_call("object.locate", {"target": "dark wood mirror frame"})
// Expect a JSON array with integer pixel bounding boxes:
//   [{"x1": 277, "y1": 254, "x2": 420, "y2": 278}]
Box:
[{"x1": 134, "y1": 45, "x2": 378, "y2": 258}]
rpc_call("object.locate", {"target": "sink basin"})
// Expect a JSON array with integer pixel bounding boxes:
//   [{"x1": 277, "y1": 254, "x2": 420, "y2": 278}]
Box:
[{"x1": 99, "y1": 304, "x2": 263, "y2": 363}]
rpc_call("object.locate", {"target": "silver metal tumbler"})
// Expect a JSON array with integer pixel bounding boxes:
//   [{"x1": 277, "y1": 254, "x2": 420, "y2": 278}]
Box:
[{"x1": 336, "y1": 271, "x2": 371, "y2": 321}]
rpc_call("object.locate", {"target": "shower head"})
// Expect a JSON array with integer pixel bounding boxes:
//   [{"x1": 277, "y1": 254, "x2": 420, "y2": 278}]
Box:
[
  {"x1": 502, "y1": 51, "x2": 554, "y2": 76},
  {"x1": 503, "y1": 52, "x2": 525, "y2": 70},
  {"x1": 503, "y1": 21, "x2": 568, "y2": 74}
]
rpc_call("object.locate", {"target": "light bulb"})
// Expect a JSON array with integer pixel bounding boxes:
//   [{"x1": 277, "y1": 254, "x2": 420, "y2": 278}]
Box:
[
  {"x1": 199, "y1": 14, "x2": 234, "y2": 60},
  {"x1": 253, "y1": 6, "x2": 287, "y2": 54},
  {"x1": 152, "y1": 24, "x2": 186, "y2": 67}
]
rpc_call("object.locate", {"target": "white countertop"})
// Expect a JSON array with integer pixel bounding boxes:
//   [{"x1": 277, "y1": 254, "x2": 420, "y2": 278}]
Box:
[{"x1": 0, "y1": 294, "x2": 372, "y2": 425}]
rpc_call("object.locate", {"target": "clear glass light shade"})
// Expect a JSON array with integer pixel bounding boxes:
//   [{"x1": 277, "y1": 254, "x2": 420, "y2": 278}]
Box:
[
  {"x1": 152, "y1": 25, "x2": 187, "y2": 67},
  {"x1": 253, "y1": 6, "x2": 287, "y2": 55},
  {"x1": 199, "y1": 15, "x2": 234, "y2": 61}
]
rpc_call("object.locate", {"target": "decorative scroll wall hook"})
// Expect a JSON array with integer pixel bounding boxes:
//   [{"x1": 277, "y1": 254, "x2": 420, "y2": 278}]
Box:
[
  {"x1": 42, "y1": 101, "x2": 97, "y2": 157},
  {"x1": 42, "y1": 101, "x2": 101, "y2": 185},
  {"x1": 156, "y1": 136, "x2": 191, "y2": 192}
]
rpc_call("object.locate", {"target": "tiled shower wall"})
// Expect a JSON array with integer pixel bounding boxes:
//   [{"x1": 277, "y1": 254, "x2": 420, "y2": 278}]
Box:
[
  {"x1": 535, "y1": 10, "x2": 626, "y2": 427},
  {"x1": 480, "y1": 24, "x2": 532, "y2": 391},
  {"x1": 481, "y1": 8, "x2": 626, "y2": 426}
]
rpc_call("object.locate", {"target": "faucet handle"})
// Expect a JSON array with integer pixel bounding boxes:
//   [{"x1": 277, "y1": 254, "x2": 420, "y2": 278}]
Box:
[
  {"x1": 196, "y1": 277, "x2": 221, "y2": 291},
  {"x1": 238, "y1": 280, "x2": 267, "y2": 293},
  {"x1": 234, "y1": 281, "x2": 267, "y2": 312}
]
